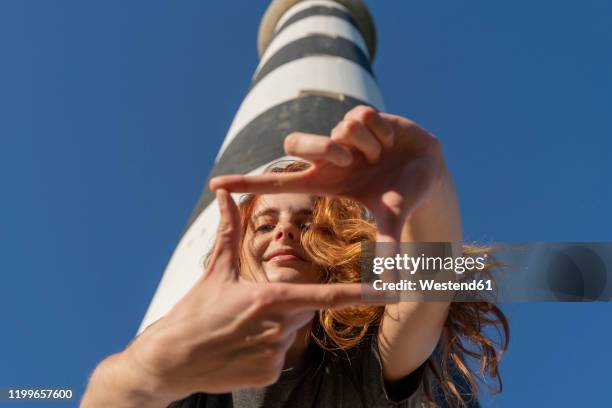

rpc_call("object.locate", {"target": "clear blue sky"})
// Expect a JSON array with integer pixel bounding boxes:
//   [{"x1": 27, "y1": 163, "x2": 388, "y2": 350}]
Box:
[{"x1": 1, "y1": 1, "x2": 610, "y2": 406}]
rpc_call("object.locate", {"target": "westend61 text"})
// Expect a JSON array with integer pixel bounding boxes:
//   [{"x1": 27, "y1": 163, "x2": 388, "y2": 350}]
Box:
[{"x1": 372, "y1": 279, "x2": 494, "y2": 292}]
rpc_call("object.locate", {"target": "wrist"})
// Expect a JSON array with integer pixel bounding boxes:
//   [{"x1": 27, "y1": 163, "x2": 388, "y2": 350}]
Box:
[
  {"x1": 116, "y1": 351, "x2": 173, "y2": 404},
  {"x1": 82, "y1": 351, "x2": 174, "y2": 408}
]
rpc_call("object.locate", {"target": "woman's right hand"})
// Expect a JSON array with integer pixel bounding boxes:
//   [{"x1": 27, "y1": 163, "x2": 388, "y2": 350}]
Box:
[{"x1": 81, "y1": 189, "x2": 368, "y2": 407}]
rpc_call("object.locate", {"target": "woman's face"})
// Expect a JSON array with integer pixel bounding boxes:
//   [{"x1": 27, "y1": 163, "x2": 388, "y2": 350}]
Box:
[{"x1": 242, "y1": 193, "x2": 320, "y2": 284}]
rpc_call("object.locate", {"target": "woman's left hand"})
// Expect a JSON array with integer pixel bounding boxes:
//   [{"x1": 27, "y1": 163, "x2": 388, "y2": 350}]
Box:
[{"x1": 210, "y1": 106, "x2": 444, "y2": 242}]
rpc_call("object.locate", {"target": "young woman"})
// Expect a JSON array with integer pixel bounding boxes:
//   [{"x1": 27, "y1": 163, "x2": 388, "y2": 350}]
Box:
[{"x1": 81, "y1": 106, "x2": 508, "y2": 408}]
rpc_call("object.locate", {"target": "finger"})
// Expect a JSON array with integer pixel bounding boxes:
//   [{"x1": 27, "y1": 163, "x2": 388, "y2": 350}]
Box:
[
  {"x1": 331, "y1": 118, "x2": 382, "y2": 163},
  {"x1": 210, "y1": 170, "x2": 321, "y2": 195},
  {"x1": 269, "y1": 282, "x2": 394, "y2": 311},
  {"x1": 284, "y1": 132, "x2": 353, "y2": 167},
  {"x1": 345, "y1": 106, "x2": 394, "y2": 149},
  {"x1": 206, "y1": 189, "x2": 241, "y2": 281}
]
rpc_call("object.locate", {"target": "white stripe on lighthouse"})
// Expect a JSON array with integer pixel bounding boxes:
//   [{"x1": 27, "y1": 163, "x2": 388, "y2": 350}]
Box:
[{"x1": 253, "y1": 35, "x2": 372, "y2": 86}]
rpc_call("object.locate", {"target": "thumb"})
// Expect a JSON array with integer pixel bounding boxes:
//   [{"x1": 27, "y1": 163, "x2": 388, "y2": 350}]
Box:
[{"x1": 206, "y1": 189, "x2": 242, "y2": 281}]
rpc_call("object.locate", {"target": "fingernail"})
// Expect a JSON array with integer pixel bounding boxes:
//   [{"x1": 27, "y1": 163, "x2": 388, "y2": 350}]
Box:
[{"x1": 209, "y1": 177, "x2": 218, "y2": 190}]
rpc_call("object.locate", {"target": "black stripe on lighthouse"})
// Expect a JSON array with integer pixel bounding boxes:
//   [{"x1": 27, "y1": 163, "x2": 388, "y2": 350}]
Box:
[
  {"x1": 186, "y1": 93, "x2": 373, "y2": 228},
  {"x1": 252, "y1": 34, "x2": 373, "y2": 87},
  {"x1": 274, "y1": 6, "x2": 359, "y2": 39}
]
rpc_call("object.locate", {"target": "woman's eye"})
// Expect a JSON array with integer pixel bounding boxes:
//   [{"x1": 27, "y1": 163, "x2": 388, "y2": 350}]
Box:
[{"x1": 255, "y1": 224, "x2": 274, "y2": 233}]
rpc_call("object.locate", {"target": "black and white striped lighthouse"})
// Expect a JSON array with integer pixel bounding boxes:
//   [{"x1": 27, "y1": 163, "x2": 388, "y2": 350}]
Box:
[{"x1": 139, "y1": 0, "x2": 382, "y2": 332}]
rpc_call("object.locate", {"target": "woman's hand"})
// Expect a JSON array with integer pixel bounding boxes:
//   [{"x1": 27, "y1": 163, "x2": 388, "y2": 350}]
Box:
[
  {"x1": 209, "y1": 106, "x2": 444, "y2": 242},
  {"x1": 81, "y1": 190, "x2": 369, "y2": 407}
]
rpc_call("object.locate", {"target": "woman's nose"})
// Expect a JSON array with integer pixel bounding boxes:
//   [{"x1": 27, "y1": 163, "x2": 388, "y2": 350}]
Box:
[{"x1": 274, "y1": 223, "x2": 298, "y2": 241}]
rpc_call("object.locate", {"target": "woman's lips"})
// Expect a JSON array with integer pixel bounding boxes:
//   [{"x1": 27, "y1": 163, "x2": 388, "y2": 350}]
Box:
[
  {"x1": 268, "y1": 253, "x2": 302, "y2": 262},
  {"x1": 265, "y1": 248, "x2": 305, "y2": 262}
]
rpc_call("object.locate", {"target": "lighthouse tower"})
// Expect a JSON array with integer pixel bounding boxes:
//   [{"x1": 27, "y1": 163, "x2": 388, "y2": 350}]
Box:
[{"x1": 139, "y1": 0, "x2": 382, "y2": 332}]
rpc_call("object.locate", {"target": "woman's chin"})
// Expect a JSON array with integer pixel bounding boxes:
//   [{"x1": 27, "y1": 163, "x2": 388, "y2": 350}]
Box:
[{"x1": 265, "y1": 266, "x2": 310, "y2": 284}]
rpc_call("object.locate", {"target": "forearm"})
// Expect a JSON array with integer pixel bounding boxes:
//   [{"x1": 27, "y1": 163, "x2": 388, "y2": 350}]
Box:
[
  {"x1": 379, "y1": 301, "x2": 449, "y2": 381},
  {"x1": 378, "y1": 156, "x2": 461, "y2": 381},
  {"x1": 80, "y1": 352, "x2": 173, "y2": 408}
]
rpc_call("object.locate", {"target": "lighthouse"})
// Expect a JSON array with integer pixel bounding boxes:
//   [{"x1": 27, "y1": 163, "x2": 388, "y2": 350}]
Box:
[{"x1": 139, "y1": 0, "x2": 383, "y2": 333}]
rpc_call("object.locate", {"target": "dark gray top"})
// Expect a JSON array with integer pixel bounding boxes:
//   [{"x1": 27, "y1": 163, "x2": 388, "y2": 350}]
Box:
[{"x1": 168, "y1": 334, "x2": 427, "y2": 408}]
